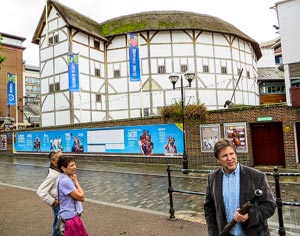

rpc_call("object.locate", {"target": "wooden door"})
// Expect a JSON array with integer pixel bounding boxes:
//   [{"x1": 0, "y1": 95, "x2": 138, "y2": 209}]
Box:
[
  {"x1": 295, "y1": 122, "x2": 300, "y2": 161},
  {"x1": 251, "y1": 122, "x2": 285, "y2": 166}
]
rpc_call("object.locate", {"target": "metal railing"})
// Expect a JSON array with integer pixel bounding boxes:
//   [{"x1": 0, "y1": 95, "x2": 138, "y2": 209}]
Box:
[{"x1": 167, "y1": 165, "x2": 300, "y2": 236}]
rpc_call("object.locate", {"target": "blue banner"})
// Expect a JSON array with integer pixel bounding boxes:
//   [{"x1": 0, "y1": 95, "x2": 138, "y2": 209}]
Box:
[
  {"x1": 7, "y1": 73, "x2": 16, "y2": 105},
  {"x1": 13, "y1": 124, "x2": 184, "y2": 156},
  {"x1": 128, "y1": 34, "x2": 141, "y2": 82},
  {"x1": 68, "y1": 54, "x2": 80, "y2": 92}
]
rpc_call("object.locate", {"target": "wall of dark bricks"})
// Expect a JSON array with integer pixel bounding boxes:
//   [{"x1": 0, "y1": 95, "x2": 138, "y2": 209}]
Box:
[
  {"x1": 2, "y1": 104, "x2": 300, "y2": 169},
  {"x1": 186, "y1": 104, "x2": 300, "y2": 169}
]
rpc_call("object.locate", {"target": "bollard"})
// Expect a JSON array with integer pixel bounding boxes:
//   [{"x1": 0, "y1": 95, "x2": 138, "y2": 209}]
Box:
[
  {"x1": 273, "y1": 167, "x2": 286, "y2": 236},
  {"x1": 167, "y1": 165, "x2": 176, "y2": 220}
]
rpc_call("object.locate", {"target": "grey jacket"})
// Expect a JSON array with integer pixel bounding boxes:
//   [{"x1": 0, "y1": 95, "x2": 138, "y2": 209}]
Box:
[
  {"x1": 36, "y1": 168, "x2": 60, "y2": 207},
  {"x1": 204, "y1": 164, "x2": 276, "y2": 236}
]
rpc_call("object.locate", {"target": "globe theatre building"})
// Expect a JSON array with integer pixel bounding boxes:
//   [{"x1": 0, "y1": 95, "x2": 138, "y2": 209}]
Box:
[{"x1": 33, "y1": 1, "x2": 261, "y2": 127}]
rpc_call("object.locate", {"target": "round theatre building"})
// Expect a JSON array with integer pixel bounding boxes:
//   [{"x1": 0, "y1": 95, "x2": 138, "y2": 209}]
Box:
[{"x1": 34, "y1": 1, "x2": 262, "y2": 126}]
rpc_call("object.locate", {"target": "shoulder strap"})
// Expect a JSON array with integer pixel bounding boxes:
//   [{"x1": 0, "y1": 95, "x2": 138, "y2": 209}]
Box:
[{"x1": 57, "y1": 177, "x2": 77, "y2": 212}]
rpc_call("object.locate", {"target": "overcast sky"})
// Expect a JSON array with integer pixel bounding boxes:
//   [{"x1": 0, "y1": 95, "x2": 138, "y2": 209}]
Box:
[{"x1": 0, "y1": 0, "x2": 279, "y2": 66}]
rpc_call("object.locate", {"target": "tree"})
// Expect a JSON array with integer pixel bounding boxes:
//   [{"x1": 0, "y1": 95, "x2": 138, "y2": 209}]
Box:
[{"x1": 0, "y1": 34, "x2": 6, "y2": 69}]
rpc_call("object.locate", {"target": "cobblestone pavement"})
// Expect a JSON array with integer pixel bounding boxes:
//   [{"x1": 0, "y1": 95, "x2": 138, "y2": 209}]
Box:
[{"x1": 0, "y1": 156, "x2": 299, "y2": 235}]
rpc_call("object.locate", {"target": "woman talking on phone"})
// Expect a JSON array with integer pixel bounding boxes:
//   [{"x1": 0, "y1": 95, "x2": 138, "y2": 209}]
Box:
[{"x1": 56, "y1": 155, "x2": 88, "y2": 236}]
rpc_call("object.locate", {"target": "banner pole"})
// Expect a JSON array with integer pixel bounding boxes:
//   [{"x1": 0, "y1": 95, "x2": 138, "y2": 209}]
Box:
[{"x1": 15, "y1": 74, "x2": 18, "y2": 130}]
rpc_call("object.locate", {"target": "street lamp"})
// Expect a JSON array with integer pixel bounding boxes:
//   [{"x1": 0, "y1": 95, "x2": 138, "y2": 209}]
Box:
[{"x1": 168, "y1": 71, "x2": 196, "y2": 171}]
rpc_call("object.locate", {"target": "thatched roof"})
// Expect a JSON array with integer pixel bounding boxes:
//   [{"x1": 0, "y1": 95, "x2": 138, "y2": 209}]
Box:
[
  {"x1": 32, "y1": 0, "x2": 107, "y2": 44},
  {"x1": 32, "y1": 2, "x2": 261, "y2": 59},
  {"x1": 100, "y1": 11, "x2": 261, "y2": 59}
]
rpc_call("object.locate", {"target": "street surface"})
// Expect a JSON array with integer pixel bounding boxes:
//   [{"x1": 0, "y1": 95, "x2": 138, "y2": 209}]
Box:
[{"x1": 0, "y1": 156, "x2": 299, "y2": 235}]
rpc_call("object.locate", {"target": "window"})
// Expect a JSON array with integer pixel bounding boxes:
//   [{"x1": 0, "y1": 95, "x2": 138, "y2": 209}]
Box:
[
  {"x1": 96, "y1": 94, "x2": 101, "y2": 102},
  {"x1": 49, "y1": 82, "x2": 60, "y2": 93},
  {"x1": 49, "y1": 84, "x2": 54, "y2": 93},
  {"x1": 181, "y1": 65, "x2": 188, "y2": 73},
  {"x1": 260, "y1": 82, "x2": 285, "y2": 94},
  {"x1": 203, "y1": 65, "x2": 209, "y2": 73},
  {"x1": 48, "y1": 34, "x2": 59, "y2": 45},
  {"x1": 95, "y1": 68, "x2": 100, "y2": 77},
  {"x1": 246, "y1": 71, "x2": 250, "y2": 79},
  {"x1": 140, "y1": 108, "x2": 149, "y2": 117},
  {"x1": 94, "y1": 40, "x2": 100, "y2": 50},
  {"x1": 114, "y1": 70, "x2": 120, "y2": 78},
  {"x1": 55, "y1": 83, "x2": 60, "y2": 91},
  {"x1": 158, "y1": 65, "x2": 165, "y2": 74},
  {"x1": 221, "y1": 66, "x2": 227, "y2": 74}
]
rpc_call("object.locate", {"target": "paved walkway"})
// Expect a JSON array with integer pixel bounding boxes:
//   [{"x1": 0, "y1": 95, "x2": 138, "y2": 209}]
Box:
[
  {"x1": 0, "y1": 156, "x2": 299, "y2": 235},
  {"x1": 0, "y1": 184, "x2": 205, "y2": 236}
]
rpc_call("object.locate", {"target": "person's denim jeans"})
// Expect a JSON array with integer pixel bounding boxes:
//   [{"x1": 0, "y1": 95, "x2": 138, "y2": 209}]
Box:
[{"x1": 52, "y1": 206, "x2": 59, "y2": 236}]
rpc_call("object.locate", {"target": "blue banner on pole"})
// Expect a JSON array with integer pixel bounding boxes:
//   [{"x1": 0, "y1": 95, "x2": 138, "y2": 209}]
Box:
[
  {"x1": 7, "y1": 73, "x2": 16, "y2": 105},
  {"x1": 68, "y1": 54, "x2": 80, "y2": 92},
  {"x1": 128, "y1": 34, "x2": 141, "y2": 82}
]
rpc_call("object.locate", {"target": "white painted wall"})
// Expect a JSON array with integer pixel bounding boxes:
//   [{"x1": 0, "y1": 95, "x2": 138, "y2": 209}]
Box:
[
  {"x1": 277, "y1": 0, "x2": 300, "y2": 64},
  {"x1": 38, "y1": 7, "x2": 260, "y2": 126}
]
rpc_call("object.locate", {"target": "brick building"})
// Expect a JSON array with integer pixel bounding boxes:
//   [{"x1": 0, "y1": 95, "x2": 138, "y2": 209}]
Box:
[{"x1": 0, "y1": 32, "x2": 25, "y2": 124}]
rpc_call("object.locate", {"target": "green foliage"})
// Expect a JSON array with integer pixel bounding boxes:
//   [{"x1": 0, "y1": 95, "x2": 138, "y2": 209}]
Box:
[
  {"x1": 0, "y1": 34, "x2": 6, "y2": 69},
  {"x1": 100, "y1": 20, "x2": 148, "y2": 37},
  {"x1": 160, "y1": 102, "x2": 207, "y2": 123}
]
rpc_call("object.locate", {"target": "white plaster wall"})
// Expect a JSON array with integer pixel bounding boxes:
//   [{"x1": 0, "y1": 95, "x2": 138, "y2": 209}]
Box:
[
  {"x1": 107, "y1": 48, "x2": 127, "y2": 62},
  {"x1": 150, "y1": 44, "x2": 172, "y2": 57},
  {"x1": 42, "y1": 95, "x2": 54, "y2": 112},
  {"x1": 277, "y1": 0, "x2": 300, "y2": 64},
  {"x1": 214, "y1": 46, "x2": 231, "y2": 59},
  {"x1": 73, "y1": 43, "x2": 89, "y2": 57},
  {"x1": 151, "y1": 31, "x2": 171, "y2": 43},
  {"x1": 55, "y1": 92, "x2": 69, "y2": 110},
  {"x1": 92, "y1": 111, "x2": 105, "y2": 122},
  {"x1": 196, "y1": 44, "x2": 214, "y2": 57},
  {"x1": 90, "y1": 49, "x2": 104, "y2": 62},
  {"x1": 80, "y1": 74, "x2": 90, "y2": 91},
  {"x1": 110, "y1": 110, "x2": 129, "y2": 120},
  {"x1": 90, "y1": 77, "x2": 104, "y2": 93},
  {"x1": 173, "y1": 44, "x2": 194, "y2": 57},
  {"x1": 172, "y1": 31, "x2": 192, "y2": 43},
  {"x1": 54, "y1": 57, "x2": 67, "y2": 74},
  {"x1": 109, "y1": 79, "x2": 127, "y2": 93},
  {"x1": 53, "y1": 37, "x2": 68, "y2": 58},
  {"x1": 257, "y1": 48, "x2": 275, "y2": 68},
  {"x1": 59, "y1": 73, "x2": 69, "y2": 90},
  {"x1": 79, "y1": 57, "x2": 90, "y2": 75},
  {"x1": 109, "y1": 94, "x2": 129, "y2": 110},
  {"x1": 41, "y1": 113, "x2": 55, "y2": 126},
  {"x1": 73, "y1": 32, "x2": 89, "y2": 45},
  {"x1": 56, "y1": 111, "x2": 70, "y2": 126},
  {"x1": 108, "y1": 36, "x2": 126, "y2": 49}
]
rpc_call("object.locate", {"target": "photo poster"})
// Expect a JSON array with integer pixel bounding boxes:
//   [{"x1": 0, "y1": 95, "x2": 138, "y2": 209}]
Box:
[
  {"x1": 224, "y1": 122, "x2": 248, "y2": 152},
  {"x1": 13, "y1": 123, "x2": 183, "y2": 155},
  {"x1": 200, "y1": 124, "x2": 221, "y2": 152},
  {"x1": 1, "y1": 134, "x2": 7, "y2": 151}
]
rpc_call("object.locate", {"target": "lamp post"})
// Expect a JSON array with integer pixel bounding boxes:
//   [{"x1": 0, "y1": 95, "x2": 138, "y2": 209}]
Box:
[{"x1": 168, "y1": 71, "x2": 195, "y2": 171}]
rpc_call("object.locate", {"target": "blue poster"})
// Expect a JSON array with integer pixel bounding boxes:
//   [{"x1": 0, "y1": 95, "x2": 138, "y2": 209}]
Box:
[
  {"x1": 68, "y1": 54, "x2": 80, "y2": 92},
  {"x1": 13, "y1": 124, "x2": 183, "y2": 156},
  {"x1": 128, "y1": 34, "x2": 141, "y2": 82},
  {"x1": 7, "y1": 73, "x2": 16, "y2": 105}
]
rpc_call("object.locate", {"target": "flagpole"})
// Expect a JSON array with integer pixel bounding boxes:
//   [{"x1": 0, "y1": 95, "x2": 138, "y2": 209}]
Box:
[
  {"x1": 15, "y1": 74, "x2": 18, "y2": 130},
  {"x1": 138, "y1": 34, "x2": 144, "y2": 118},
  {"x1": 45, "y1": 0, "x2": 49, "y2": 45}
]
